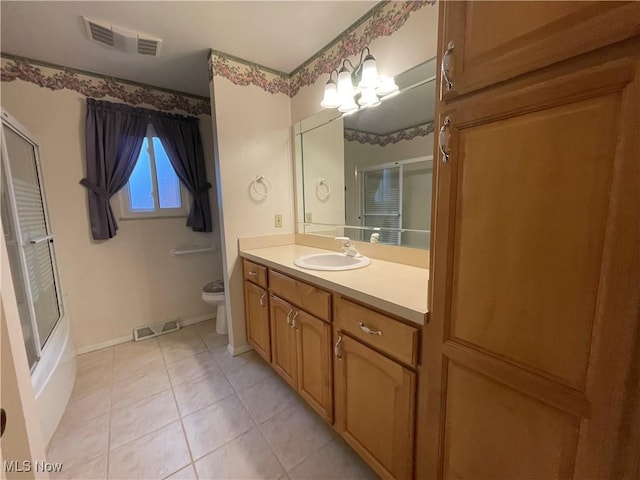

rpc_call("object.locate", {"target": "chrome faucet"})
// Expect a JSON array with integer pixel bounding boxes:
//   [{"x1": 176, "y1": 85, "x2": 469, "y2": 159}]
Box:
[{"x1": 335, "y1": 236, "x2": 361, "y2": 257}]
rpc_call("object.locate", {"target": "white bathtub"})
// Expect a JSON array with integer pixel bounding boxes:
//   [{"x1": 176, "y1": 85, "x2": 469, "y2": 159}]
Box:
[{"x1": 31, "y1": 313, "x2": 76, "y2": 446}]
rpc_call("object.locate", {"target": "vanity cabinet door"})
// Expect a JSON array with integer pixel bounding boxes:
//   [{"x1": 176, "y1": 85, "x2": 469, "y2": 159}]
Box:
[
  {"x1": 269, "y1": 295, "x2": 298, "y2": 389},
  {"x1": 244, "y1": 281, "x2": 271, "y2": 362},
  {"x1": 439, "y1": 1, "x2": 640, "y2": 99},
  {"x1": 295, "y1": 310, "x2": 333, "y2": 422},
  {"x1": 420, "y1": 44, "x2": 640, "y2": 478},
  {"x1": 334, "y1": 333, "x2": 416, "y2": 480}
]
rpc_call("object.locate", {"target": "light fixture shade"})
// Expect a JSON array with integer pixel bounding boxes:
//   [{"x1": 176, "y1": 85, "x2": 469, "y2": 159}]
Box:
[
  {"x1": 358, "y1": 54, "x2": 379, "y2": 89},
  {"x1": 337, "y1": 67, "x2": 355, "y2": 97},
  {"x1": 376, "y1": 76, "x2": 399, "y2": 96},
  {"x1": 338, "y1": 95, "x2": 358, "y2": 114},
  {"x1": 320, "y1": 80, "x2": 341, "y2": 109},
  {"x1": 358, "y1": 87, "x2": 381, "y2": 108}
]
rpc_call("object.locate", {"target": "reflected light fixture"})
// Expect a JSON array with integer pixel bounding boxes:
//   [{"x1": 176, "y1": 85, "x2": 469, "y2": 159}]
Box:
[{"x1": 320, "y1": 47, "x2": 398, "y2": 114}]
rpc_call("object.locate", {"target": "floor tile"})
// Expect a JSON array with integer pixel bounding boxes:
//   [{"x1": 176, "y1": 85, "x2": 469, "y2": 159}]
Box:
[
  {"x1": 213, "y1": 349, "x2": 274, "y2": 391},
  {"x1": 166, "y1": 350, "x2": 221, "y2": 387},
  {"x1": 111, "y1": 368, "x2": 171, "y2": 410},
  {"x1": 76, "y1": 347, "x2": 114, "y2": 376},
  {"x1": 195, "y1": 427, "x2": 285, "y2": 480},
  {"x1": 173, "y1": 371, "x2": 234, "y2": 417},
  {"x1": 201, "y1": 331, "x2": 229, "y2": 351},
  {"x1": 288, "y1": 437, "x2": 379, "y2": 480},
  {"x1": 237, "y1": 375, "x2": 298, "y2": 424},
  {"x1": 110, "y1": 389, "x2": 179, "y2": 450},
  {"x1": 47, "y1": 413, "x2": 109, "y2": 472},
  {"x1": 163, "y1": 463, "x2": 198, "y2": 480},
  {"x1": 73, "y1": 364, "x2": 113, "y2": 398},
  {"x1": 108, "y1": 421, "x2": 190, "y2": 480},
  {"x1": 182, "y1": 394, "x2": 255, "y2": 460},
  {"x1": 161, "y1": 334, "x2": 207, "y2": 364},
  {"x1": 50, "y1": 453, "x2": 106, "y2": 480},
  {"x1": 259, "y1": 402, "x2": 334, "y2": 471},
  {"x1": 61, "y1": 386, "x2": 111, "y2": 428},
  {"x1": 113, "y1": 340, "x2": 165, "y2": 381},
  {"x1": 194, "y1": 319, "x2": 217, "y2": 336}
]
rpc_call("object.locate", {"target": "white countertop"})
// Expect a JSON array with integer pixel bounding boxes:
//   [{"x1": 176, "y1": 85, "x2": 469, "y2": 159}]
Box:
[{"x1": 240, "y1": 244, "x2": 429, "y2": 325}]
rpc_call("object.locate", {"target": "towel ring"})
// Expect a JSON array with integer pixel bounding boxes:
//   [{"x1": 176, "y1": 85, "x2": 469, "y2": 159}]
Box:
[
  {"x1": 316, "y1": 178, "x2": 331, "y2": 198},
  {"x1": 251, "y1": 175, "x2": 272, "y2": 197}
]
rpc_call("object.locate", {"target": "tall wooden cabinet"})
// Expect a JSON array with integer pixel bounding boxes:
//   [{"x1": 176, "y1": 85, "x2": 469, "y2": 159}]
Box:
[{"x1": 417, "y1": 2, "x2": 640, "y2": 478}]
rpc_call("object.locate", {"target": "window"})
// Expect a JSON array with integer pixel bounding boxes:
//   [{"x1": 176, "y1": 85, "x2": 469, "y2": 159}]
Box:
[{"x1": 119, "y1": 125, "x2": 188, "y2": 219}]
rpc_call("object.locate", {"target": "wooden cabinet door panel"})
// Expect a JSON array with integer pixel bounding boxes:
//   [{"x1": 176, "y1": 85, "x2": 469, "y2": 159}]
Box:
[
  {"x1": 269, "y1": 295, "x2": 297, "y2": 389},
  {"x1": 440, "y1": 1, "x2": 640, "y2": 99},
  {"x1": 295, "y1": 311, "x2": 333, "y2": 422},
  {"x1": 421, "y1": 53, "x2": 640, "y2": 478},
  {"x1": 335, "y1": 334, "x2": 416, "y2": 480},
  {"x1": 244, "y1": 281, "x2": 271, "y2": 362}
]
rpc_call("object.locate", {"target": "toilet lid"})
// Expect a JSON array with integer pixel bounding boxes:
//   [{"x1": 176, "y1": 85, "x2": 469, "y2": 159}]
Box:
[{"x1": 203, "y1": 280, "x2": 225, "y2": 293}]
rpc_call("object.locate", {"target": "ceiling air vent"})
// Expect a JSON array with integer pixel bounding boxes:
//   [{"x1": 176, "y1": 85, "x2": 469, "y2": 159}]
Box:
[{"x1": 82, "y1": 17, "x2": 162, "y2": 57}]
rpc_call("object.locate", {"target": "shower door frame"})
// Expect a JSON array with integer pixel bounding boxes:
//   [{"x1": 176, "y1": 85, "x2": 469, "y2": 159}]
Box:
[{"x1": 1, "y1": 109, "x2": 65, "y2": 368}]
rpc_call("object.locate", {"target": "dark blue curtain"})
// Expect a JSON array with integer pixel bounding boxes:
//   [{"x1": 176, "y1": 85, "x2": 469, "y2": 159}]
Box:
[
  {"x1": 80, "y1": 99, "x2": 148, "y2": 240},
  {"x1": 80, "y1": 99, "x2": 213, "y2": 239},
  {"x1": 151, "y1": 114, "x2": 212, "y2": 232}
]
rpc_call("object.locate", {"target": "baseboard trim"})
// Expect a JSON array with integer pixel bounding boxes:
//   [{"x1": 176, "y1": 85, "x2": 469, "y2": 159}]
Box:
[
  {"x1": 76, "y1": 314, "x2": 217, "y2": 355},
  {"x1": 228, "y1": 343, "x2": 253, "y2": 356}
]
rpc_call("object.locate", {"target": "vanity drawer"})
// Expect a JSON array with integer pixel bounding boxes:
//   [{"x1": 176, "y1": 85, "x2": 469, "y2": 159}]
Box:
[
  {"x1": 269, "y1": 270, "x2": 331, "y2": 322},
  {"x1": 243, "y1": 259, "x2": 268, "y2": 288},
  {"x1": 335, "y1": 297, "x2": 419, "y2": 367}
]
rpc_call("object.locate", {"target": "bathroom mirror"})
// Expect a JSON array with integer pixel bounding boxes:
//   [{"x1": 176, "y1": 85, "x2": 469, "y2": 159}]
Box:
[{"x1": 294, "y1": 57, "x2": 436, "y2": 250}]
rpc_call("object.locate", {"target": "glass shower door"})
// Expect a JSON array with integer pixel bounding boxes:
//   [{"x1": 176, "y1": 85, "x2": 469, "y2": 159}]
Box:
[{"x1": 1, "y1": 113, "x2": 63, "y2": 368}]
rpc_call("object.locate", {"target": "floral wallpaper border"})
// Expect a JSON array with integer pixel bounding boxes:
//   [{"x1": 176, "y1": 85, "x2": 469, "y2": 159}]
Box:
[
  {"x1": 344, "y1": 121, "x2": 435, "y2": 147},
  {"x1": 1, "y1": 55, "x2": 211, "y2": 116},
  {"x1": 210, "y1": 0, "x2": 435, "y2": 97}
]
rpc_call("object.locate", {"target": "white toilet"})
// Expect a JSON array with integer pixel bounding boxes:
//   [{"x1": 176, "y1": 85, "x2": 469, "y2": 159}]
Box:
[{"x1": 202, "y1": 280, "x2": 228, "y2": 335}]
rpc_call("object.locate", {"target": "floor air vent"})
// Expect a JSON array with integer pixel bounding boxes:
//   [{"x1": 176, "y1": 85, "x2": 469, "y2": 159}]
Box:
[{"x1": 133, "y1": 319, "x2": 180, "y2": 341}]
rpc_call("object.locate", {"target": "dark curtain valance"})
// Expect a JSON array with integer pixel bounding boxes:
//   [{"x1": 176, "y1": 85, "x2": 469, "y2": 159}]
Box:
[{"x1": 80, "y1": 98, "x2": 213, "y2": 240}]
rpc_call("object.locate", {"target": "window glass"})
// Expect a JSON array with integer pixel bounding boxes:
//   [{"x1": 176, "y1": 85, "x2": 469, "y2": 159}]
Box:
[
  {"x1": 128, "y1": 137, "x2": 154, "y2": 211},
  {"x1": 153, "y1": 138, "x2": 182, "y2": 209}
]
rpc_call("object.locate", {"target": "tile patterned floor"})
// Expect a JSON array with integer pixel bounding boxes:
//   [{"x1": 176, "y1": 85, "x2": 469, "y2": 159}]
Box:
[{"x1": 47, "y1": 320, "x2": 379, "y2": 479}]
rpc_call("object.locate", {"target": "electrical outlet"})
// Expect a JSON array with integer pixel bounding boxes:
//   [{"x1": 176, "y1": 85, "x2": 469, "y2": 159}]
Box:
[
  {"x1": 274, "y1": 214, "x2": 283, "y2": 228},
  {"x1": 305, "y1": 212, "x2": 313, "y2": 223}
]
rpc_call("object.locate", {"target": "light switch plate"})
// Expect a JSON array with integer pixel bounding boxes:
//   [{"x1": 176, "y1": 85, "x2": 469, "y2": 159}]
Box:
[
  {"x1": 275, "y1": 214, "x2": 283, "y2": 228},
  {"x1": 305, "y1": 212, "x2": 312, "y2": 223}
]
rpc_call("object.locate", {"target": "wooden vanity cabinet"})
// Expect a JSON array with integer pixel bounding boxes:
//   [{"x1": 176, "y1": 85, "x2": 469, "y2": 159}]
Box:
[
  {"x1": 419, "y1": 2, "x2": 640, "y2": 478},
  {"x1": 439, "y1": 1, "x2": 640, "y2": 100},
  {"x1": 243, "y1": 263, "x2": 271, "y2": 363},
  {"x1": 269, "y1": 275, "x2": 333, "y2": 422},
  {"x1": 333, "y1": 297, "x2": 419, "y2": 480}
]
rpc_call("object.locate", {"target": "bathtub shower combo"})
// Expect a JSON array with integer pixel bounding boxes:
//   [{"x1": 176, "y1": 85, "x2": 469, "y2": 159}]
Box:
[{"x1": 1, "y1": 109, "x2": 76, "y2": 445}]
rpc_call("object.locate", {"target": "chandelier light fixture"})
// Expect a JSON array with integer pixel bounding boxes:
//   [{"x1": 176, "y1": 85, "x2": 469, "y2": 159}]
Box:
[{"x1": 320, "y1": 47, "x2": 399, "y2": 115}]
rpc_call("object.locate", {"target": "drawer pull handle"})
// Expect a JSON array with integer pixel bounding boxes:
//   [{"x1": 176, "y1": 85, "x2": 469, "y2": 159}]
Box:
[
  {"x1": 358, "y1": 322, "x2": 383, "y2": 336},
  {"x1": 259, "y1": 292, "x2": 266, "y2": 307},
  {"x1": 291, "y1": 311, "x2": 299, "y2": 330},
  {"x1": 286, "y1": 310, "x2": 293, "y2": 326},
  {"x1": 439, "y1": 116, "x2": 451, "y2": 164},
  {"x1": 442, "y1": 40, "x2": 455, "y2": 91},
  {"x1": 334, "y1": 335, "x2": 343, "y2": 361},
  {"x1": 248, "y1": 271, "x2": 258, "y2": 276}
]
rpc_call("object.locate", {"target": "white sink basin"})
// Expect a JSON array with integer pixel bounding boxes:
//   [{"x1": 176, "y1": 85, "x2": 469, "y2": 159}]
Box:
[{"x1": 294, "y1": 253, "x2": 371, "y2": 271}]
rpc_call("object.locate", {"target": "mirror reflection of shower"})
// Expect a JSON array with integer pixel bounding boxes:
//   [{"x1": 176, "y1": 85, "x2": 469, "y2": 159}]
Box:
[{"x1": 1, "y1": 111, "x2": 64, "y2": 370}]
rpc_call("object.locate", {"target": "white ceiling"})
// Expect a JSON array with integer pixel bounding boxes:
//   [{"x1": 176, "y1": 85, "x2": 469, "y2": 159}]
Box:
[{"x1": 0, "y1": 1, "x2": 378, "y2": 97}]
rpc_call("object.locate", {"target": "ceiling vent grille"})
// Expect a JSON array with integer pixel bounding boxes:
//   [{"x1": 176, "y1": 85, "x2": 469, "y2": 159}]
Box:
[{"x1": 82, "y1": 17, "x2": 162, "y2": 57}]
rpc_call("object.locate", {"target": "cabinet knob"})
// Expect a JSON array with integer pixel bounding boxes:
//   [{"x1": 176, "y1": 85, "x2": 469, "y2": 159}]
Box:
[
  {"x1": 442, "y1": 40, "x2": 455, "y2": 91},
  {"x1": 248, "y1": 271, "x2": 258, "y2": 276},
  {"x1": 439, "y1": 116, "x2": 452, "y2": 163}
]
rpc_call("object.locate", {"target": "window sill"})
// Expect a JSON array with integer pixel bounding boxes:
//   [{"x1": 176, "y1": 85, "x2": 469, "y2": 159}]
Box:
[{"x1": 119, "y1": 215, "x2": 188, "y2": 221}]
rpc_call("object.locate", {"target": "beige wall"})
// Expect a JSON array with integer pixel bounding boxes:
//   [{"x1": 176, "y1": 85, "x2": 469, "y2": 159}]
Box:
[
  {"x1": 211, "y1": 78, "x2": 293, "y2": 352},
  {"x1": 1, "y1": 81, "x2": 222, "y2": 351}
]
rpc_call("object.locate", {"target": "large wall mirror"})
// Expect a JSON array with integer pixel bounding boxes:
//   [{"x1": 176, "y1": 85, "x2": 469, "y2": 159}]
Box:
[{"x1": 294, "y1": 57, "x2": 436, "y2": 250}]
